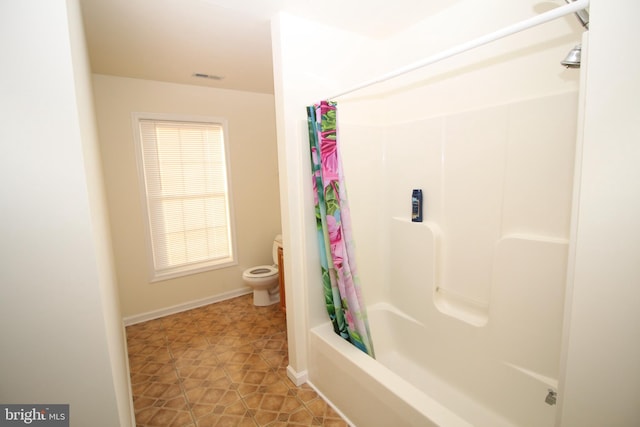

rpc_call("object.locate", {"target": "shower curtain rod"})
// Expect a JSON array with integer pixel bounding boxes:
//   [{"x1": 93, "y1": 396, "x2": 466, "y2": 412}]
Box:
[{"x1": 328, "y1": 0, "x2": 589, "y2": 100}]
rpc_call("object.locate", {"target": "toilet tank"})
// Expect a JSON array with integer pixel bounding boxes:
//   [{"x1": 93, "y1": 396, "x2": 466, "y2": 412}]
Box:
[{"x1": 273, "y1": 234, "x2": 283, "y2": 264}]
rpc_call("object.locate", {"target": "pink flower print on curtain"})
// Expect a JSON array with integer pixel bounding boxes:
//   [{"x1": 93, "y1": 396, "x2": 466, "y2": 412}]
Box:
[{"x1": 306, "y1": 100, "x2": 374, "y2": 357}]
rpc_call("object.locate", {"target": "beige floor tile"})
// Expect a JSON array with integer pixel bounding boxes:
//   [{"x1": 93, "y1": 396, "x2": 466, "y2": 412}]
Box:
[{"x1": 126, "y1": 294, "x2": 349, "y2": 427}]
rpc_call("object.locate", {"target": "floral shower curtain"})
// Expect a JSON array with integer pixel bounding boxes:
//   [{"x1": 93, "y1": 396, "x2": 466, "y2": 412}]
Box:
[{"x1": 306, "y1": 100, "x2": 375, "y2": 357}]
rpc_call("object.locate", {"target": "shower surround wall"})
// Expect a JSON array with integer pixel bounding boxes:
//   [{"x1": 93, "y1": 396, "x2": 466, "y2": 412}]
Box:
[
  {"x1": 334, "y1": 91, "x2": 577, "y2": 426},
  {"x1": 343, "y1": 92, "x2": 576, "y2": 326}
]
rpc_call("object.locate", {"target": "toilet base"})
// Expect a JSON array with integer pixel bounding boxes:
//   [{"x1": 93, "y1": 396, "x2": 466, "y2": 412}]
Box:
[{"x1": 253, "y1": 288, "x2": 280, "y2": 306}]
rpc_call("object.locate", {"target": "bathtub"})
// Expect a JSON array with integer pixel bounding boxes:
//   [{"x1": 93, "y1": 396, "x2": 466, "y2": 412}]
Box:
[
  {"x1": 306, "y1": 91, "x2": 576, "y2": 426},
  {"x1": 308, "y1": 302, "x2": 559, "y2": 427}
]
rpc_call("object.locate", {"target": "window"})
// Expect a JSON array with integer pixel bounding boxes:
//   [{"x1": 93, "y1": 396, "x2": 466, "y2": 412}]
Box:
[{"x1": 133, "y1": 113, "x2": 236, "y2": 281}]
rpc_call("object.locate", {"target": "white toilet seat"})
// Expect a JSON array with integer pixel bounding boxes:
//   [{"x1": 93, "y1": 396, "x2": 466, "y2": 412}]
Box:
[
  {"x1": 243, "y1": 265, "x2": 278, "y2": 279},
  {"x1": 243, "y1": 235, "x2": 282, "y2": 306}
]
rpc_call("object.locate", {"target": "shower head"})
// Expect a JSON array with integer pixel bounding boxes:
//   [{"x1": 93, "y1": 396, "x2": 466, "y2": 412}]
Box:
[
  {"x1": 561, "y1": 44, "x2": 582, "y2": 68},
  {"x1": 560, "y1": 1, "x2": 589, "y2": 68}
]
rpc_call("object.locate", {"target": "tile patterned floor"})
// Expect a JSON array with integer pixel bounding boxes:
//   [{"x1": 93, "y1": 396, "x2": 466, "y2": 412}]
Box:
[{"x1": 126, "y1": 294, "x2": 349, "y2": 427}]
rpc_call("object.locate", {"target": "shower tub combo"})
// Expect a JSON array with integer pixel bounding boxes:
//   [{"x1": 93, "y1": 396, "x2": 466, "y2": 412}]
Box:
[
  {"x1": 309, "y1": 229, "x2": 567, "y2": 427},
  {"x1": 296, "y1": 2, "x2": 588, "y2": 423},
  {"x1": 309, "y1": 228, "x2": 568, "y2": 427},
  {"x1": 307, "y1": 89, "x2": 577, "y2": 427}
]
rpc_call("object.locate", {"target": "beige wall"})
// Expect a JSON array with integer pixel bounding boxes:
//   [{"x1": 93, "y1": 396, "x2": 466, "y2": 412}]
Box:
[
  {"x1": 92, "y1": 75, "x2": 281, "y2": 318},
  {"x1": 0, "y1": 0, "x2": 133, "y2": 425}
]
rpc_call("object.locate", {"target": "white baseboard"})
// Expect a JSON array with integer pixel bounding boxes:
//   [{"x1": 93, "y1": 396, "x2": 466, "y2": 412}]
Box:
[
  {"x1": 286, "y1": 365, "x2": 308, "y2": 387},
  {"x1": 123, "y1": 288, "x2": 252, "y2": 326}
]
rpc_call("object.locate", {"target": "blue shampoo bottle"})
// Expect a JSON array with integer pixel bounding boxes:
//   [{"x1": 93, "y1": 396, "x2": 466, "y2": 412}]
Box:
[{"x1": 412, "y1": 189, "x2": 423, "y2": 222}]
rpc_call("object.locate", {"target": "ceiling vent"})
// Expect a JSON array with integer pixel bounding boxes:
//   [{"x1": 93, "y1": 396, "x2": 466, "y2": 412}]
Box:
[{"x1": 192, "y1": 73, "x2": 224, "y2": 80}]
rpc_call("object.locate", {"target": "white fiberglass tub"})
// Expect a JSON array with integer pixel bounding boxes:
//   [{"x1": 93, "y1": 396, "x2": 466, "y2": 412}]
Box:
[{"x1": 309, "y1": 302, "x2": 560, "y2": 427}]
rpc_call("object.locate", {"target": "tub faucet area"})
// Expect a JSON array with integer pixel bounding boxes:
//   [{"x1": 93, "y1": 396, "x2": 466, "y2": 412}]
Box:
[{"x1": 545, "y1": 390, "x2": 557, "y2": 406}]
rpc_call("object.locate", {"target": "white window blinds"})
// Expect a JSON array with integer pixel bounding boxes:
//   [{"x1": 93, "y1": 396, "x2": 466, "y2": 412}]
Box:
[{"x1": 135, "y1": 115, "x2": 235, "y2": 280}]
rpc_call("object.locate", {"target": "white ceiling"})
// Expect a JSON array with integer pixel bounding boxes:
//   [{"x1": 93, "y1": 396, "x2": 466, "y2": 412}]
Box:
[{"x1": 79, "y1": 0, "x2": 460, "y2": 94}]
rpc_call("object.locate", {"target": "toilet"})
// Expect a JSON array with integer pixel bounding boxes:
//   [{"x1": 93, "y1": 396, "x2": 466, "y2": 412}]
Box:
[{"x1": 242, "y1": 235, "x2": 282, "y2": 306}]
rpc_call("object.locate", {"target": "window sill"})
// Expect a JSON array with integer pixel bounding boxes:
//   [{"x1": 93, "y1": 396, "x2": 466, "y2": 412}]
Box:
[{"x1": 151, "y1": 258, "x2": 237, "y2": 283}]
